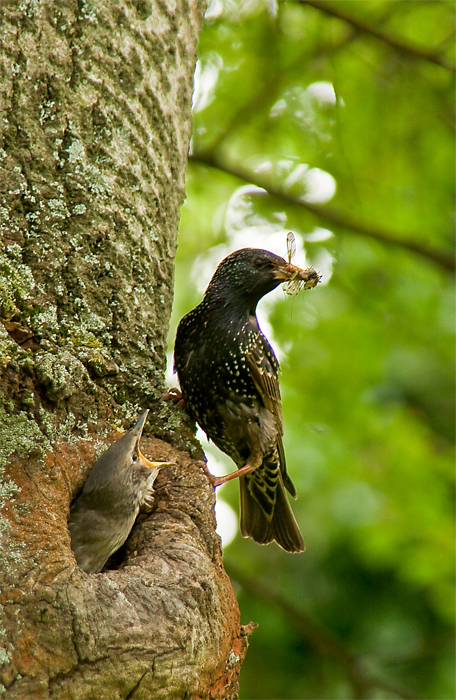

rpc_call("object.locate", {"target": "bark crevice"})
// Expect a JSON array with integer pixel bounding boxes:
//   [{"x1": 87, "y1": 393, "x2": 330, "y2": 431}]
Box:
[{"x1": 0, "y1": 1, "x2": 248, "y2": 698}]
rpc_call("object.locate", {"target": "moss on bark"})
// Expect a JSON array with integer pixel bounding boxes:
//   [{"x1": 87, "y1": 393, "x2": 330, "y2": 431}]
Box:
[{"x1": 0, "y1": 3, "x2": 249, "y2": 699}]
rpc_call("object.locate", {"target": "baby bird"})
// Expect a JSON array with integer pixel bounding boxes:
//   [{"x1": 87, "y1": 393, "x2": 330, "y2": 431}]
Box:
[{"x1": 69, "y1": 411, "x2": 165, "y2": 573}]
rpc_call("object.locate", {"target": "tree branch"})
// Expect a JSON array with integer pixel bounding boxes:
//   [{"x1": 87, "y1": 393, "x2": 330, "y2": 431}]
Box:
[
  {"x1": 205, "y1": 21, "x2": 357, "y2": 154},
  {"x1": 190, "y1": 153, "x2": 455, "y2": 273},
  {"x1": 225, "y1": 560, "x2": 422, "y2": 700},
  {"x1": 293, "y1": 0, "x2": 456, "y2": 73}
]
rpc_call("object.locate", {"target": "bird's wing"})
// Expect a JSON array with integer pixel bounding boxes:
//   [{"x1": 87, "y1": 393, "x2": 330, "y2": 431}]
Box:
[
  {"x1": 247, "y1": 341, "x2": 283, "y2": 433},
  {"x1": 247, "y1": 329, "x2": 297, "y2": 499}
]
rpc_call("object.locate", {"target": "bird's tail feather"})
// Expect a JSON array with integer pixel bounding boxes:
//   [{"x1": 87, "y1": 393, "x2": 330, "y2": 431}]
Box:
[{"x1": 240, "y1": 475, "x2": 305, "y2": 553}]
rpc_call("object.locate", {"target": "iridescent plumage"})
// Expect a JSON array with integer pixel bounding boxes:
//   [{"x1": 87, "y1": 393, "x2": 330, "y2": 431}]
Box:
[{"x1": 174, "y1": 247, "x2": 320, "y2": 552}]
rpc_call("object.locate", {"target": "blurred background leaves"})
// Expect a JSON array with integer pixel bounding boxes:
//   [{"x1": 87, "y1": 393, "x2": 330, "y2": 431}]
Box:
[{"x1": 168, "y1": 1, "x2": 455, "y2": 698}]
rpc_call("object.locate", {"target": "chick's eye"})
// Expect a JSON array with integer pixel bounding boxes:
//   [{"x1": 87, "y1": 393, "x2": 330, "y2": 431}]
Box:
[{"x1": 132, "y1": 452, "x2": 138, "y2": 462}]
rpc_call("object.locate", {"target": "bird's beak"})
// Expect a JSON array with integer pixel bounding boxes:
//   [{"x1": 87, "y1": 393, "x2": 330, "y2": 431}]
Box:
[
  {"x1": 132, "y1": 409, "x2": 150, "y2": 435},
  {"x1": 273, "y1": 261, "x2": 321, "y2": 290},
  {"x1": 131, "y1": 410, "x2": 173, "y2": 470}
]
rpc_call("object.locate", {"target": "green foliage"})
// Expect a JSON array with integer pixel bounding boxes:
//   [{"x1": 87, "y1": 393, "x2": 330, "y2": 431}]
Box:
[{"x1": 171, "y1": 1, "x2": 455, "y2": 697}]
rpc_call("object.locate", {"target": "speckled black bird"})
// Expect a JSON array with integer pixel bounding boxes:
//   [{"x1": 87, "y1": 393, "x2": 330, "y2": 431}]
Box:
[
  {"x1": 69, "y1": 411, "x2": 168, "y2": 573},
  {"x1": 174, "y1": 248, "x2": 320, "y2": 553}
]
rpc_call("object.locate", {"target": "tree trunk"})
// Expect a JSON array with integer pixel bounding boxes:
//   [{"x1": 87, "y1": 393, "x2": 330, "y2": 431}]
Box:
[{"x1": 0, "y1": 2, "x2": 250, "y2": 698}]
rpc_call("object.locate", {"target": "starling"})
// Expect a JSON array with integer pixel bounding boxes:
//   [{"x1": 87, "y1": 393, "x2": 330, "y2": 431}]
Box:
[
  {"x1": 174, "y1": 247, "x2": 320, "y2": 553},
  {"x1": 69, "y1": 410, "x2": 168, "y2": 573}
]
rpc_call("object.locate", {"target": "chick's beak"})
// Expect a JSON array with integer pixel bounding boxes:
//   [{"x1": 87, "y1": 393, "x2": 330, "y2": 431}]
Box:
[
  {"x1": 136, "y1": 443, "x2": 171, "y2": 470},
  {"x1": 132, "y1": 410, "x2": 174, "y2": 470}
]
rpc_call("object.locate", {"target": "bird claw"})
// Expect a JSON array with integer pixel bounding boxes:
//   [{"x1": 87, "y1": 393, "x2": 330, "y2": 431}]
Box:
[
  {"x1": 195, "y1": 460, "x2": 256, "y2": 488},
  {"x1": 194, "y1": 460, "x2": 223, "y2": 488},
  {"x1": 162, "y1": 387, "x2": 186, "y2": 409}
]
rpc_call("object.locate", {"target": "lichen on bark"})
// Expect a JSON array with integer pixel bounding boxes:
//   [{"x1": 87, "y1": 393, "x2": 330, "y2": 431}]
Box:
[
  {"x1": 0, "y1": 2, "x2": 250, "y2": 698},
  {"x1": 0, "y1": 0, "x2": 199, "y2": 430}
]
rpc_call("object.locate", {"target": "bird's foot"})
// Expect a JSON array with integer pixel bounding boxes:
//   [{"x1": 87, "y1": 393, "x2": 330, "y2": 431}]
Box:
[
  {"x1": 162, "y1": 387, "x2": 186, "y2": 409},
  {"x1": 195, "y1": 460, "x2": 258, "y2": 488},
  {"x1": 194, "y1": 460, "x2": 221, "y2": 487}
]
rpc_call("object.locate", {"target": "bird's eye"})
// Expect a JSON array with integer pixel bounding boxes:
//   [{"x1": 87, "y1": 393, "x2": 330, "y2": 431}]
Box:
[
  {"x1": 132, "y1": 452, "x2": 138, "y2": 462},
  {"x1": 257, "y1": 259, "x2": 275, "y2": 270}
]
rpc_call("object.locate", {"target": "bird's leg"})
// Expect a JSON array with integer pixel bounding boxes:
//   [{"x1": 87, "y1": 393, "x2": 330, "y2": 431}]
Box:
[
  {"x1": 162, "y1": 387, "x2": 186, "y2": 408},
  {"x1": 210, "y1": 464, "x2": 256, "y2": 488},
  {"x1": 197, "y1": 449, "x2": 263, "y2": 488}
]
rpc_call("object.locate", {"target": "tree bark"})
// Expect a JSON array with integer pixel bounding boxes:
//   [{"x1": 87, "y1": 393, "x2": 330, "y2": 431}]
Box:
[{"x1": 0, "y1": 2, "x2": 250, "y2": 698}]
